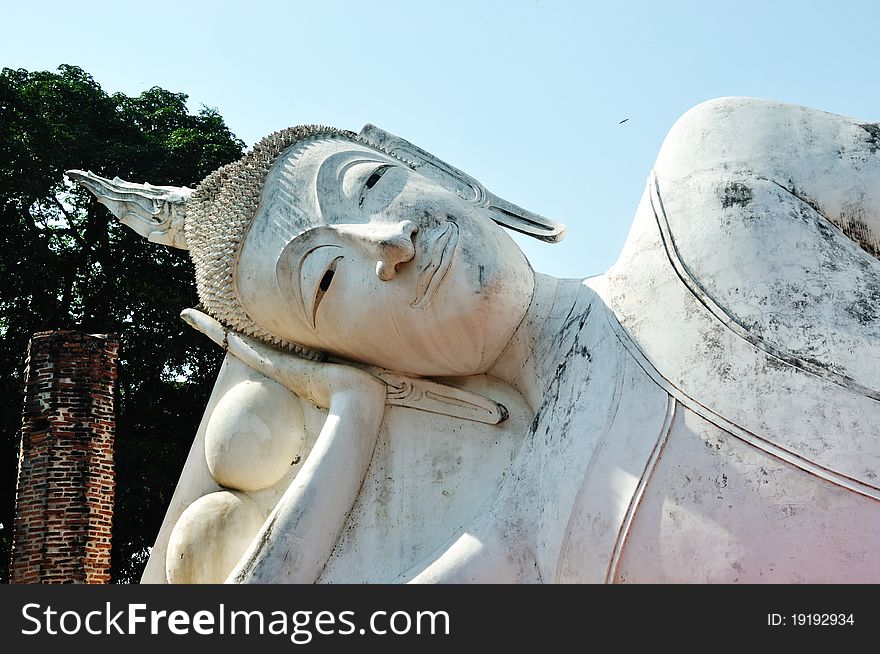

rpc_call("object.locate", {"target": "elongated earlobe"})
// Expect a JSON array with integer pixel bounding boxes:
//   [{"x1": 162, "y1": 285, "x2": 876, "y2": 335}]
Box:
[
  {"x1": 66, "y1": 170, "x2": 192, "y2": 249},
  {"x1": 357, "y1": 125, "x2": 566, "y2": 243}
]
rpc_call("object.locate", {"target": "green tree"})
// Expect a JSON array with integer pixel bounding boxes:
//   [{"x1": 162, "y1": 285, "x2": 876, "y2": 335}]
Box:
[{"x1": 0, "y1": 65, "x2": 244, "y2": 582}]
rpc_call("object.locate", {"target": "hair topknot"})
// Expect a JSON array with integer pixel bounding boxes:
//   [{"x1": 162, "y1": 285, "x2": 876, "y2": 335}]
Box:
[{"x1": 184, "y1": 125, "x2": 357, "y2": 359}]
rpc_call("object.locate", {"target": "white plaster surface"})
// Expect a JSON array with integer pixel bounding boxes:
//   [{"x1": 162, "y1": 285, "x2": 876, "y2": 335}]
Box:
[
  {"x1": 166, "y1": 491, "x2": 265, "y2": 584},
  {"x1": 204, "y1": 379, "x2": 305, "y2": 491},
  {"x1": 72, "y1": 97, "x2": 880, "y2": 583}
]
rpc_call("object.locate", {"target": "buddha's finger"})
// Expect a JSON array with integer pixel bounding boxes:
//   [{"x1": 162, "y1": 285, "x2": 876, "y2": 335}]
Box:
[
  {"x1": 182, "y1": 305, "x2": 325, "y2": 395},
  {"x1": 182, "y1": 307, "x2": 383, "y2": 408},
  {"x1": 224, "y1": 330, "x2": 383, "y2": 408},
  {"x1": 180, "y1": 308, "x2": 227, "y2": 347}
]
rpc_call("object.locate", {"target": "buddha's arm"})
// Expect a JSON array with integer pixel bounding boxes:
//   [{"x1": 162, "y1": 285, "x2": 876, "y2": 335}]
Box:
[
  {"x1": 227, "y1": 384, "x2": 384, "y2": 583},
  {"x1": 181, "y1": 309, "x2": 386, "y2": 583}
]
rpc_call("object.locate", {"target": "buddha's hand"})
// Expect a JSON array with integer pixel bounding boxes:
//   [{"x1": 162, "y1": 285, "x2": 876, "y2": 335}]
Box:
[
  {"x1": 180, "y1": 307, "x2": 386, "y2": 410},
  {"x1": 182, "y1": 307, "x2": 386, "y2": 584}
]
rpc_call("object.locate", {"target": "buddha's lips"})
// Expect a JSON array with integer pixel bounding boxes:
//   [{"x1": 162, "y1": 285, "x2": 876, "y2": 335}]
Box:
[{"x1": 411, "y1": 221, "x2": 459, "y2": 309}]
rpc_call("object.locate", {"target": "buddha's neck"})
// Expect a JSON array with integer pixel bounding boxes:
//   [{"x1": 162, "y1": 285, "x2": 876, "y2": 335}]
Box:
[{"x1": 487, "y1": 273, "x2": 596, "y2": 412}]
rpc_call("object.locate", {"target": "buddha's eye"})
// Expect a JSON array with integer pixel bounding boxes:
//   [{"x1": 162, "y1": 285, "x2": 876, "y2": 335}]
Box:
[
  {"x1": 298, "y1": 243, "x2": 343, "y2": 329},
  {"x1": 311, "y1": 256, "x2": 342, "y2": 326},
  {"x1": 366, "y1": 170, "x2": 385, "y2": 189},
  {"x1": 319, "y1": 269, "x2": 334, "y2": 291},
  {"x1": 359, "y1": 164, "x2": 393, "y2": 207}
]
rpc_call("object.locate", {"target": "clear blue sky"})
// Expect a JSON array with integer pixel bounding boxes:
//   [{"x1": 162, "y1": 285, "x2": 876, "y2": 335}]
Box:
[{"x1": 3, "y1": 1, "x2": 879, "y2": 278}]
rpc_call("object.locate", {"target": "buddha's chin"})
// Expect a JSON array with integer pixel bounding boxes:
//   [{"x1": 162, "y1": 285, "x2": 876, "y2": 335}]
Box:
[
  {"x1": 395, "y1": 282, "x2": 532, "y2": 377},
  {"x1": 319, "y1": 297, "x2": 528, "y2": 377}
]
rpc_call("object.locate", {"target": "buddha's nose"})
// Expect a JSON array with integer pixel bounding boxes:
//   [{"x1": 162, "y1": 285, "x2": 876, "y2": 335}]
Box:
[
  {"x1": 337, "y1": 220, "x2": 418, "y2": 281},
  {"x1": 375, "y1": 220, "x2": 418, "y2": 281},
  {"x1": 374, "y1": 220, "x2": 419, "y2": 282}
]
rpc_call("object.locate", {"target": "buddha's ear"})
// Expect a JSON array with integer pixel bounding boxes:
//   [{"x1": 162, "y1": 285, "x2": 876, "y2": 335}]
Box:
[
  {"x1": 357, "y1": 125, "x2": 566, "y2": 243},
  {"x1": 66, "y1": 170, "x2": 192, "y2": 250}
]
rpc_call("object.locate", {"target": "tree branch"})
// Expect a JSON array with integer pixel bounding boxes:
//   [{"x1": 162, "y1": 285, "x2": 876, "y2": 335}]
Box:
[{"x1": 50, "y1": 194, "x2": 73, "y2": 222}]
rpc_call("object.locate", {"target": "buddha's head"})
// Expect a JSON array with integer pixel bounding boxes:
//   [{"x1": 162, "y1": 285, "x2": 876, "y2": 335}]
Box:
[{"x1": 69, "y1": 125, "x2": 564, "y2": 377}]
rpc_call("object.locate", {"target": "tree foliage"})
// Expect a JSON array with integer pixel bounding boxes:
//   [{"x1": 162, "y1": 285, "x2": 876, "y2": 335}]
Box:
[{"x1": 0, "y1": 65, "x2": 244, "y2": 582}]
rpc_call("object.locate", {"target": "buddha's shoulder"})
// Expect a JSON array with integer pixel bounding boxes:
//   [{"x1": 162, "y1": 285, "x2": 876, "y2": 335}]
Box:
[{"x1": 654, "y1": 96, "x2": 867, "y2": 179}]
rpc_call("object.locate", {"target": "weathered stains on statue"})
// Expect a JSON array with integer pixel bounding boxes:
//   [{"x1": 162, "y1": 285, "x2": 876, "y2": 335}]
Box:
[
  {"x1": 838, "y1": 196, "x2": 880, "y2": 260},
  {"x1": 840, "y1": 220, "x2": 880, "y2": 259},
  {"x1": 776, "y1": 179, "x2": 824, "y2": 217},
  {"x1": 845, "y1": 276, "x2": 880, "y2": 325},
  {"x1": 533, "y1": 301, "x2": 594, "y2": 444},
  {"x1": 720, "y1": 182, "x2": 754, "y2": 209},
  {"x1": 859, "y1": 123, "x2": 880, "y2": 153}
]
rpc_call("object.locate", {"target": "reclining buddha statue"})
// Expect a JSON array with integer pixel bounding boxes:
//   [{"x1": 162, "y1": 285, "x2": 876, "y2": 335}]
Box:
[{"x1": 70, "y1": 97, "x2": 880, "y2": 583}]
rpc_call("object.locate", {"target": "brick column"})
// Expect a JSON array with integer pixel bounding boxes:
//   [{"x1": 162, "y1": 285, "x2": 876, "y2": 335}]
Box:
[{"x1": 9, "y1": 331, "x2": 118, "y2": 584}]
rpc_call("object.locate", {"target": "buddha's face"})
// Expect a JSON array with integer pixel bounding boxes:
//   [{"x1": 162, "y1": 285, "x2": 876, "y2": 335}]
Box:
[{"x1": 236, "y1": 137, "x2": 534, "y2": 377}]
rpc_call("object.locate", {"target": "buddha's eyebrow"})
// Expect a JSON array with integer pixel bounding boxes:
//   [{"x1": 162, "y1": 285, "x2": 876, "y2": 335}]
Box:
[
  {"x1": 277, "y1": 226, "x2": 335, "y2": 329},
  {"x1": 315, "y1": 149, "x2": 391, "y2": 215},
  {"x1": 298, "y1": 243, "x2": 343, "y2": 328}
]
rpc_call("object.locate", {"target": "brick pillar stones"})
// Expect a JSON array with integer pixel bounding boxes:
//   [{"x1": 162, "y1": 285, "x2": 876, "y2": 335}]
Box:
[{"x1": 9, "y1": 331, "x2": 118, "y2": 584}]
